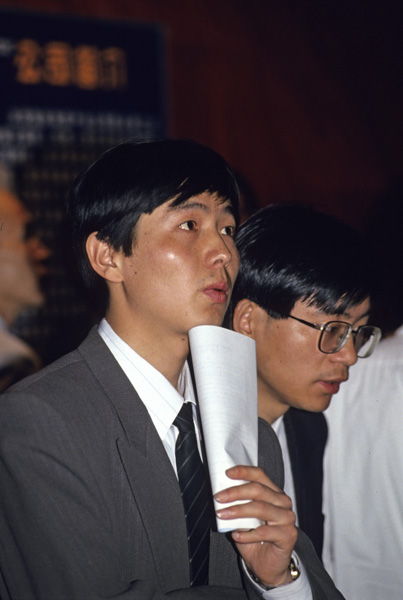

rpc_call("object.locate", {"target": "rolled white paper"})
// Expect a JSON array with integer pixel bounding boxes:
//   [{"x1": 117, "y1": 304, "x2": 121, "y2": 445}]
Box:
[{"x1": 189, "y1": 325, "x2": 262, "y2": 532}]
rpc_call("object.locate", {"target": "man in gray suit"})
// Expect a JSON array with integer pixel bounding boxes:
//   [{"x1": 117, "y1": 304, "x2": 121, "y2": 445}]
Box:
[{"x1": 0, "y1": 140, "x2": 343, "y2": 599}]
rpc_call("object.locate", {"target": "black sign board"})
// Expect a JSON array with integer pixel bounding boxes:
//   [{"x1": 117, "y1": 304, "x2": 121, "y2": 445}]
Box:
[{"x1": 0, "y1": 8, "x2": 166, "y2": 363}]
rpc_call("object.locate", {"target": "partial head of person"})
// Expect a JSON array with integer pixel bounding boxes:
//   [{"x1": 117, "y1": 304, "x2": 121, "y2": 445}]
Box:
[
  {"x1": 228, "y1": 203, "x2": 381, "y2": 423},
  {"x1": 65, "y1": 139, "x2": 240, "y2": 370},
  {"x1": 0, "y1": 165, "x2": 49, "y2": 326}
]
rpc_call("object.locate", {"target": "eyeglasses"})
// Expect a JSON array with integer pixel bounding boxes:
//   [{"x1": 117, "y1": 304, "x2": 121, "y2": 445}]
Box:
[{"x1": 286, "y1": 315, "x2": 382, "y2": 358}]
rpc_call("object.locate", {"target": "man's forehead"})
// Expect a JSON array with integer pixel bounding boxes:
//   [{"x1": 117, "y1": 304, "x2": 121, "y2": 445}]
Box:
[{"x1": 301, "y1": 296, "x2": 371, "y2": 319}]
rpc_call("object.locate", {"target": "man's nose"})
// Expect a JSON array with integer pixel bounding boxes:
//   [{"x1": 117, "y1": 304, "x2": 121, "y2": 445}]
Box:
[
  {"x1": 26, "y1": 237, "x2": 52, "y2": 277},
  {"x1": 333, "y1": 334, "x2": 358, "y2": 366},
  {"x1": 208, "y1": 231, "x2": 234, "y2": 268}
]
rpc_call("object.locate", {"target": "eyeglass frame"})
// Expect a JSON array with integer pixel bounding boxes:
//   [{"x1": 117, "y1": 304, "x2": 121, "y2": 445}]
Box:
[{"x1": 285, "y1": 314, "x2": 381, "y2": 357}]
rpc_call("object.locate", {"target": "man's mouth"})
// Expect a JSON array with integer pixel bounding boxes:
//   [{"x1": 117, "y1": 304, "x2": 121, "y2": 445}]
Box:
[
  {"x1": 203, "y1": 281, "x2": 229, "y2": 304},
  {"x1": 318, "y1": 378, "x2": 347, "y2": 395}
]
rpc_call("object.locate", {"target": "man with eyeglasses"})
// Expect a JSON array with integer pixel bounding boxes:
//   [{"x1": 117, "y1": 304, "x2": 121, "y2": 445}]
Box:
[{"x1": 226, "y1": 203, "x2": 380, "y2": 560}]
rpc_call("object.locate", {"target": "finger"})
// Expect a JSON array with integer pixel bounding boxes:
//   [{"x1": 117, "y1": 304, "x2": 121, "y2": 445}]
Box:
[
  {"x1": 216, "y1": 497, "x2": 295, "y2": 527},
  {"x1": 232, "y1": 521, "x2": 297, "y2": 549},
  {"x1": 225, "y1": 465, "x2": 283, "y2": 493},
  {"x1": 215, "y1": 480, "x2": 292, "y2": 511}
]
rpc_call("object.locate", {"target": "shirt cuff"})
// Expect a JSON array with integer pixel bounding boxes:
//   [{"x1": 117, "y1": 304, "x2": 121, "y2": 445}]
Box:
[{"x1": 243, "y1": 553, "x2": 313, "y2": 600}]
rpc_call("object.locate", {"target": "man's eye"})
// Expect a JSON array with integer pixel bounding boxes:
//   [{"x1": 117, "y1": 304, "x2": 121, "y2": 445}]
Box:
[
  {"x1": 220, "y1": 225, "x2": 236, "y2": 237},
  {"x1": 179, "y1": 220, "x2": 197, "y2": 231}
]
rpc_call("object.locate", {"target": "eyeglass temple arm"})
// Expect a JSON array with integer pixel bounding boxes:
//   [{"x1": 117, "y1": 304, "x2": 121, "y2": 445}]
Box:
[{"x1": 287, "y1": 314, "x2": 325, "y2": 332}]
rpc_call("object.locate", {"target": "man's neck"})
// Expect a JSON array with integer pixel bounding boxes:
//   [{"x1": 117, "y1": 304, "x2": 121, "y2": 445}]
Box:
[
  {"x1": 257, "y1": 382, "x2": 289, "y2": 424},
  {"x1": 105, "y1": 312, "x2": 189, "y2": 390}
]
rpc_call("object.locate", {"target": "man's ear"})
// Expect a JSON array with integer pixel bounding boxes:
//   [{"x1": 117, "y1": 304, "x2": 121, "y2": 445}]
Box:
[
  {"x1": 85, "y1": 232, "x2": 123, "y2": 283},
  {"x1": 232, "y1": 299, "x2": 255, "y2": 337}
]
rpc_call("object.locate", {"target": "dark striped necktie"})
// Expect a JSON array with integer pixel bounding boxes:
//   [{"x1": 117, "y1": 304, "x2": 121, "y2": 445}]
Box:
[{"x1": 174, "y1": 402, "x2": 211, "y2": 586}]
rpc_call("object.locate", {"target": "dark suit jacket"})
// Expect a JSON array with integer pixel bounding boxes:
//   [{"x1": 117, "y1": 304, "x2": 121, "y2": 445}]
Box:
[
  {"x1": 283, "y1": 408, "x2": 328, "y2": 559},
  {"x1": 0, "y1": 328, "x2": 343, "y2": 599}
]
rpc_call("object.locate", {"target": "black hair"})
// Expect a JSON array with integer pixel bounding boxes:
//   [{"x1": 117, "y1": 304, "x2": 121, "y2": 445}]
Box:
[
  {"x1": 65, "y1": 138, "x2": 240, "y2": 288},
  {"x1": 228, "y1": 203, "x2": 375, "y2": 322}
]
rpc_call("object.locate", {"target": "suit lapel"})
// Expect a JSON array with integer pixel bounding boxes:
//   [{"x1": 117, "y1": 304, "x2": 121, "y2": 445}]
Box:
[
  {"x1": 116, "y1": 437, "x2": 190, "y2": 589},
  {"x1": 78, "y1": 328, "x2": 190, "y2": 590},
  {"x1": 258, "y1": 417, "x2": 284, "y2": 489},
  {"x1": 283, "y1": 408, "x2": 327, "y2": 558}
]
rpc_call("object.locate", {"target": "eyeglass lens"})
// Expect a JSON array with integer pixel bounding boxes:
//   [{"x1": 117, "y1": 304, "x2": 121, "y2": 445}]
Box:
[
  {"x1": 320, "y1": 322, "x2": 380, "y2": 357},
  {"x1": 320, "y1": 323, "x2": 349, "y2": 354},
  {"x1": 354, "y1": 326, "x2": 380, "y2": 358}
]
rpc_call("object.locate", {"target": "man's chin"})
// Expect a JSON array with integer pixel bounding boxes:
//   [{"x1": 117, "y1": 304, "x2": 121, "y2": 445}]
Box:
[{"x1": 194, "y1": 308, "x2": 228, "y2": 329}]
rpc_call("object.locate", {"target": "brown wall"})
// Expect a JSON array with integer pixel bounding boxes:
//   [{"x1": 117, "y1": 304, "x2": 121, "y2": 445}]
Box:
[{"x1": 1, "y1": 0, "x2": 402, "y2": 231}]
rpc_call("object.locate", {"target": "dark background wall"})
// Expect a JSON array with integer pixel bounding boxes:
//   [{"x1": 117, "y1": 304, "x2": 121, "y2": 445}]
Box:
[
  {"x1": 1, "y1": 0, "x2": 403, "y2": 361},
  {"x1": 1, "y1": 0, "x2": 402, "y2": 232}
]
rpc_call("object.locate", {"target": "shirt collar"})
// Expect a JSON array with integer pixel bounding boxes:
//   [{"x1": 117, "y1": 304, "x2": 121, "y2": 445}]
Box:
[
  {"x1": 98, "y1": 318, "x2": 195, "y2": 441},
  {"x1": 271, "y1": 414, "x2": 284, "y2": 435}
]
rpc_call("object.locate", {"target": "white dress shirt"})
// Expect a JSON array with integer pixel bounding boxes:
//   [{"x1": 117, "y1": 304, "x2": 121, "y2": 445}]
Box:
[
  {"x1": 323, "y1": 326, "x2": 403, "y2": 600},
  {"x1": 99, "y1": 318, "x2": 312, "y2": 599}
]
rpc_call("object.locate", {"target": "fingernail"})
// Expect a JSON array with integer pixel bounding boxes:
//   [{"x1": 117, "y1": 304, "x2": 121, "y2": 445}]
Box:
[{"x1": 216, "y1": 509, "x2": 232, "y2": 519}]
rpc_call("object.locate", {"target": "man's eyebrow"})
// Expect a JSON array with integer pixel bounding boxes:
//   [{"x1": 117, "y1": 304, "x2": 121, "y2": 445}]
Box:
[
  {"x1": 168, "y1": 200, "x2": 209, "y2": 212},
  {"x1": 352, "y1": 309, "x2": 371, "y2": 322},
  {"x1": 339, "y1": 307, "x2": 371, "y2": 322},
  {"x1": 168, "y1": 198, "x2": 235, "y2": 217}
]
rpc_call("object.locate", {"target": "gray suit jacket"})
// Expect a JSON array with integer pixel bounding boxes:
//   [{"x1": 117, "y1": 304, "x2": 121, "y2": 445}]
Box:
[{"x1": 0, "y1": 328, "x2": 343, "y2": 599}]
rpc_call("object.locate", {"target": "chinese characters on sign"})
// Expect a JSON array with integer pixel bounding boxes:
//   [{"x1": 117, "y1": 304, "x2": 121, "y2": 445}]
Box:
[{"x1": 14, "y1": 39, "x2": 128, "y2": 90}]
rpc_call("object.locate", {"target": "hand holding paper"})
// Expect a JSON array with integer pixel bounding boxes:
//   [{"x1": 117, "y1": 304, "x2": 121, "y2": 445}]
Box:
[{"x1": 189, "y1": 325, "x2": 298, "y2": 588}]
